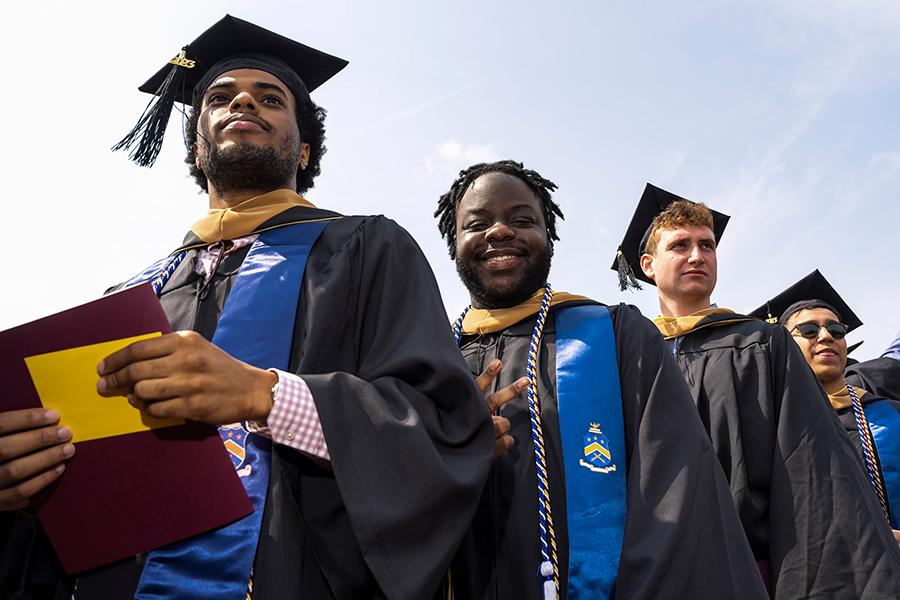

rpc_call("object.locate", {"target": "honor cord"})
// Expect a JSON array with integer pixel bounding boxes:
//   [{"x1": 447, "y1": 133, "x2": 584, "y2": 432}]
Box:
[
  {"x1": 847, "y1": 383, "x2": 891, "y2": 523},
  {"x1": 452, "y1": 285, "x2": 560, "y2": 598}
]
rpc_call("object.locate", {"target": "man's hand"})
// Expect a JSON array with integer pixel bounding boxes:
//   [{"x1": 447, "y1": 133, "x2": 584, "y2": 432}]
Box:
[
  {"x1": 893, "y1": 529, "x2": 900, "y2": 548},
  {"x1": 0, "y1": 408, "x2": 74, "y2": 511},
  {"x1": 96, "y1": 331, "x2": 278, "y2": 425},
  {"x1": 475, "y1": 359, "x2": 529, "y2": 459}
]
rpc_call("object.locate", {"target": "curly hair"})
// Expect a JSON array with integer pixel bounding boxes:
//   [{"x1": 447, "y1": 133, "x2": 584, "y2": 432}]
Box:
[
  {"x1": 183, "y1": 96, "x2": 327, "y2": 195},
  {"x1": 643, "y1": 199, "x2": 714, "y2": 256},
  {"x1": 434, "y1": 160, "x2": 564, "y2": 259}
]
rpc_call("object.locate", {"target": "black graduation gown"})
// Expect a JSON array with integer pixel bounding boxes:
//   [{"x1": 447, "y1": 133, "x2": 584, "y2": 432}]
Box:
[
  {"x1": 452, "y1": 300, "x2": 768, "y2": 600},
  {"x1": 846, "y1": 357, "x2": 900, "y2": 402},
  {"x1": 1, "y1": 206, "x2": 494, "y2": 600},
  {"x1": 667, "y1": 317, "x2": 900, "y2": 599}
]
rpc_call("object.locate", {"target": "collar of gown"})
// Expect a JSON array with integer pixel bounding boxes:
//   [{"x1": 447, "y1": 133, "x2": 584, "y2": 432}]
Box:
[
  {"x1": 652, "y1": 307, "x2": 753, "y2": 340},
  {"x1": 191, "y1": 189, "x2": 316, "y2": 243},
  {"x1": 829, "y1": 384, "x2": 869, "y2": 411},
  {"x1": 460, "y1": 288, "x2": 591, "y2": 336}
]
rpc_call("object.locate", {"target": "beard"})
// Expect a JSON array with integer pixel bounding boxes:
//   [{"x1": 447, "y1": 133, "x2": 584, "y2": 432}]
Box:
[
  {"x1": 199, "y1": 135, "x2": 300, "y2": 194},
  {"x1": 456, "y1": 243, "x2": 553, "y2": 309}
]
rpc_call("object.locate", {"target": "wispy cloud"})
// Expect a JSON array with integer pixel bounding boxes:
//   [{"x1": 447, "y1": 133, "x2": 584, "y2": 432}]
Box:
[
  {"x1": 338, "y1": 85, "x2": 471, "y2": 140},
  {"x1": 716, "y1": 42, "x2": 858, "y2": 233},
  {"x1": 660, "y1": 150, "x2": 687, "y2": 180},
  {"x1": 425, "y1": 139, "x2": 501, "y2": 174},
  {"x1": 832, "y1": 150, "x2": 900, "y2": 213},
  {"x1": 783, "y1": 0, "x2": 900, "y2": 41}
]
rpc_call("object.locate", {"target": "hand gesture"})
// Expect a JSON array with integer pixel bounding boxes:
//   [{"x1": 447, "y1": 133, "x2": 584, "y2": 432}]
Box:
[{"x1": 475, "y1": 359, "x2": 529, "y2": 459}]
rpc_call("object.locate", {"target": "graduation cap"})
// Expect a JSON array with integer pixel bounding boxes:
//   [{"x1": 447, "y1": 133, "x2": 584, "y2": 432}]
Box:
[
  {"x1": 749, "y1": 269, "x2": 863, "y2": 332},
  {"x1": 610, "y1": 183, "x2": 730, "y2": 290},
  {"x1": 113, "y1": 14, "x2": 348, "y2": 167}
]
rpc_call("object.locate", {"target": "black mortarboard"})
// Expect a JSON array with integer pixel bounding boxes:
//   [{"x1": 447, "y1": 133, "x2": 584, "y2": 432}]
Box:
[
  {"x1": 610, "y1": 183, "x2": 730, "y2": 290},
  {"x1": 113, "y1": 15, "x2": 348, "y2": 167},
  {"x1": 749, "y1": 269, "x2": 864, "y2": 333}
]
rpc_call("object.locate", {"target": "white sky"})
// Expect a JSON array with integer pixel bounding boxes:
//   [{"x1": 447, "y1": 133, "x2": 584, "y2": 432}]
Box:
[{"x1": 2, "y1": 1, "x2": 898, "y2": 358}]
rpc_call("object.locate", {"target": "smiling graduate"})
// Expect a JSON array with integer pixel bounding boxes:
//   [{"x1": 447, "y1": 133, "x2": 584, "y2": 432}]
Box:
[
  {"x1": 436, "y1": 161, "x2": 766, "y2": 600},
  {"x1": 752, "y1": 269, "x2": 900, "y2": 542}
]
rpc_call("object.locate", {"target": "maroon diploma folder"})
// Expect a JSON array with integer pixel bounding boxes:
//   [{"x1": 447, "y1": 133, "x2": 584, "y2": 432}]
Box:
[{"x1": 0, "y1": 284, "x2": 253, "y2": 573}]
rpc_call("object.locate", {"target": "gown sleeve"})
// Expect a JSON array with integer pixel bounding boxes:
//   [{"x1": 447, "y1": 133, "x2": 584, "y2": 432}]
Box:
[
  {"x1": 611, "y1": 305, "x2": 769, "y2": 600},
  {"x1": 292, "y1": 215, "x2": 494, "y2": 599},
  {"x1": 846, "y1": 356, "x2": 900, "y2": 401}
]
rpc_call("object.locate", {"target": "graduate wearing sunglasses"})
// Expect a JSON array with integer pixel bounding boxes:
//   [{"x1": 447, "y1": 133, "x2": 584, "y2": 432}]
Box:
[{"x1": 753, "y1": 269, "x2": 900, "y2": 548}]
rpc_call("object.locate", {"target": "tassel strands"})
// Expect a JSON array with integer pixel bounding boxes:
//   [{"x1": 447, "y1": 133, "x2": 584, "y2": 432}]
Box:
[
  {"x1": 112, "y1": 48, "x2": 192, "y2": 167},
  {"x1": 615, "y1": 249, "x2": 642, "y2": 292}
]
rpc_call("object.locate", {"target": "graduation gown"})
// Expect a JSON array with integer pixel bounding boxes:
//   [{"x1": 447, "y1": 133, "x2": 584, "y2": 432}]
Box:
[
  {"x1": 846, "y1": 357, "x2": 900, "y2": 402},
  {"x1": 452, "y1": 300, "x2": 767, "y2": 600},
  {"x1": 1, "y1": 205, "x2": 494, "y2": 600},
  {"x1": 665, "y1": 317, "x2": 900, "y2": 598}
]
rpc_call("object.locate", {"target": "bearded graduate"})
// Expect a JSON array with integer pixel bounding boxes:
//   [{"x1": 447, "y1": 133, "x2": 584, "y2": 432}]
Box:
[
  {"x1": 0, "y1": 15, "x2": 493, "y2": 599},
  {"x1": 612, "y1": 185, "x2": 900, "y2": 598},
  {"x1": 435, "y1": 161, "x2": 766, "y2": 600},
  {"x1": 752, "y1": 270, "x2": 900, "y2": 547}
]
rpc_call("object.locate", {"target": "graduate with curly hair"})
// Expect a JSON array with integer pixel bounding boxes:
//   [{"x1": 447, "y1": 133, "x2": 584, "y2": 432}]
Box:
[
  {"x1": 0, "y1": 16, "x2": 492, "y2": 600},
  {"x1": 614, "y1": 184, "x2": 900, "y2": 599}
]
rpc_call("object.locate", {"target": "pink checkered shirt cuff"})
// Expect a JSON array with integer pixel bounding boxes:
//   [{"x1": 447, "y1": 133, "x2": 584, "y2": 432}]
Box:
[{"x1": 265, "y1": 369, "x2": 330, "y2": 461}]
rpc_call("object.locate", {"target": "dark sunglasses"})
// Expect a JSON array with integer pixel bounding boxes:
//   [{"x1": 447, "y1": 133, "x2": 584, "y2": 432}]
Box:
[{"x1": 791, "y1": 321, "x2": 849, "y2": 340}]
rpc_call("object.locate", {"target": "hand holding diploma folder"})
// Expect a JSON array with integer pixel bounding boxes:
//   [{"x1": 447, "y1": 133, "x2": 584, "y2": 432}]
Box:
[{"x1": 0, "y1": 283, "x2": 252, "y2": 573}]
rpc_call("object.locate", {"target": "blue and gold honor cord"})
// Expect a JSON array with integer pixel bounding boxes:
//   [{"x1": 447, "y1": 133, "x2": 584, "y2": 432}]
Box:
[
  {"x1": 452, "y1": 285, "x2": 560, "y2": 599},
  {"x1": 847, "y1": 383, "x2": 891, "y2": 523},
  {"x1": 150, "y1": 252, "x2": 187, "y2": 295}
]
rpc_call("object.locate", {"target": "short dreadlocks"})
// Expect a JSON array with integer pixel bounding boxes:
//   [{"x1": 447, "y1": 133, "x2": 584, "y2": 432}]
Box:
[{"x1": 434, "y1": 160, "x2": 564, "y2": 258}]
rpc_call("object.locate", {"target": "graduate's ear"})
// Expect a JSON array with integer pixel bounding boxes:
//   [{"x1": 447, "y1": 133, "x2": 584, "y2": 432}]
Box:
[
  {"x1": 639, "y1": 253, "x2": 655, "y2": 281},
  {"x1": 299, "y1": 142, "x2": 311, "y2": 170}
]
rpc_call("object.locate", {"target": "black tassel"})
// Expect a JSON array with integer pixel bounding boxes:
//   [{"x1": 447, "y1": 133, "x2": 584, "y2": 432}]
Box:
[
  {"x1": 112, "y1": 49, "x2": 188, "y2": 167},
  {"x1": 615, "y1": 249, "x2": 643, "y2": 292}
]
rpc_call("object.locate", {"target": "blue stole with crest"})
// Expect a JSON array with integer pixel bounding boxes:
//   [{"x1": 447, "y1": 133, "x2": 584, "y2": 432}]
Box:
[
  {"x1": 555, "y1": 305, "x2": 627, "y2": 599},
  {"x1": 131, "y1": 220, "x2": 331, "y2": 599},
  {"x1": 864, "y1": 399, "x2": 900, "y2": 529}
]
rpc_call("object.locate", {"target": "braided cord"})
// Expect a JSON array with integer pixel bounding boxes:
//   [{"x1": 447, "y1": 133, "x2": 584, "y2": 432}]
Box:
[
  {"x1": 847, "y1": 383, "x2": 891, "y2": 522},
  {"x1": 451, "y1": 307, "x2": 469, "y2": 345},
  {"x1": 150, "y1": 251, "x2": 187, "y2": 296},
  {"x1": 451, "y1": 286, "x2": 560, "y2": 597},
  {"x1": 525, "y1": 286, "x2": 559, "y2": 595}
]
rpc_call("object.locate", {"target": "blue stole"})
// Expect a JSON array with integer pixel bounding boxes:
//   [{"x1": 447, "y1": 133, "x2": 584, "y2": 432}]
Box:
[
  {"x1": 555, "y1": 305, "x2": 627, "y2": 599},
  {"x1": 864, "y1": 399, "x2": 900, "y2": 529},
  {"x1": 133, "y1": 220, "x2": 331, "y2": 599}
]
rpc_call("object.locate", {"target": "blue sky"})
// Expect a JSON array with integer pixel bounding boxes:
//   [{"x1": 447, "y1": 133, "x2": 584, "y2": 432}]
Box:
[{"x1": 2, "y1": 1, "x2": 898, "y2": 357}]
